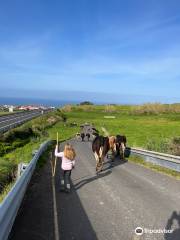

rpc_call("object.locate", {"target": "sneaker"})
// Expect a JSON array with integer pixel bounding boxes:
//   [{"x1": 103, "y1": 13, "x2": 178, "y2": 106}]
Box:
[
  {"x1": 60, "y1": 185, "x2": 65, "y2": 192},
  {"x1": 60, "y1": 188, "x2": 65, "y2": 192}
]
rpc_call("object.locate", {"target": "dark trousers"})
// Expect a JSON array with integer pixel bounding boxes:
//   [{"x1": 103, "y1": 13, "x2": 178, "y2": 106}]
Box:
[{"x1": 61, "y1": 170, "x2": 72, "y2": 190}]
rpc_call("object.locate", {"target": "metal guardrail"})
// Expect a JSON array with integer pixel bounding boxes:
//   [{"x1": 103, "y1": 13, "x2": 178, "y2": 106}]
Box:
[
  {"x1": 0, "y1": 140, "x2": 51, "y2": 240},
  {"x1": 131, "y1": 147, "x2": 180, "y2": 172}
]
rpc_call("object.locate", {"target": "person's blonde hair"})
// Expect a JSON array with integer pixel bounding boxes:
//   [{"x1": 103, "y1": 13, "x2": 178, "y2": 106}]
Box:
[{"x1": 64, "y1": 144, "x2": 76, "y2": 160}]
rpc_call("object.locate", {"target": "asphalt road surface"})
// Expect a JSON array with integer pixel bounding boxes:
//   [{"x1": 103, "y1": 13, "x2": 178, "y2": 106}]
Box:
[
  {"x1": 9, "y1": 138, "x2": 180, "y2": 240},
  {"x1": 0, "y1": 110, "x2": 47, "y2": 133}
]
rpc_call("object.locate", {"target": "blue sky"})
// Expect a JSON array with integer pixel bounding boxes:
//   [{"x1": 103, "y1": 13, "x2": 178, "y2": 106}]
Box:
[{"x1": 0, "y1": 0, "x2": 180, "y2": 104}]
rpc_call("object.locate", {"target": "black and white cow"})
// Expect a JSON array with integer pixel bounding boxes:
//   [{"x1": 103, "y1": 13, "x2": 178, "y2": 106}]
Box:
[
  {"x1": 80, "y1": 132, "x2": 85, "y2": 141},
  {"x1": 86, "y1": 133, "x2": 91, "y2": 141},
  {"x1": 92, "y1": 136, "x2": 116, "y2": 172},
  {"x1": 116, "y1": 135, "x2": 127, "y2": 159}
]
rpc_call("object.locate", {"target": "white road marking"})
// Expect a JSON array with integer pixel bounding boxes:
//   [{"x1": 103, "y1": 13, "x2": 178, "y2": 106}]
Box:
[{"x1": 50, "y1": 159, "x2": 60, "y2": 240}]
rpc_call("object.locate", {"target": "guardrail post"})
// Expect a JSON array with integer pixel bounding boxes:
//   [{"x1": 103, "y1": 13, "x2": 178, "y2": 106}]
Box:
[{"x1": 17, "y1": 163, "x2": 29, "y2": 179}]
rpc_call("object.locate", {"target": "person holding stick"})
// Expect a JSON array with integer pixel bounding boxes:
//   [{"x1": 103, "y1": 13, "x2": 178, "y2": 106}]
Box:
[{"x1": 55, "y1": 143, "x2": 76, "y2": 193}]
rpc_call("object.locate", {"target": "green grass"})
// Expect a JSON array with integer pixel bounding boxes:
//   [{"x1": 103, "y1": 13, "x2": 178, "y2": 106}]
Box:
[
  {"x1": 0, "y1": 143, "x2": 55, "y2": 203},
  {"x1": 64, "y1": 110, "x2": 180, "y2": 148},
  {"x1": 47, "y1": 121, "x2": 78, "y2": 142},
  {"x1": 0, "y1": 182, "x2": 14, "y2": 203},
  {"x1": 0, "y1": 112, "x2": 11, "y2": 115}
]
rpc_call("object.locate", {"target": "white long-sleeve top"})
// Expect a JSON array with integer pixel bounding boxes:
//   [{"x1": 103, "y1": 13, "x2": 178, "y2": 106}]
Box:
[{"x1": 55, "y1": 146, "x2": 75, "y2": 170}]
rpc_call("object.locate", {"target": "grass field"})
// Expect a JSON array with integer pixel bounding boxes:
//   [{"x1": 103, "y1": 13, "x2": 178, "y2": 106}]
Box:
[
  {"x1": 64, "y1": 109, "x2": 180, "y2": 148},
  {"x1": 0, "y1": 112, "x2": 11, "y2": 115}
]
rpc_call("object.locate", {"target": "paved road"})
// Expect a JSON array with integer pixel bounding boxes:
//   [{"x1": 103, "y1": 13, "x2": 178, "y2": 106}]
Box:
[
  {"x1": 9, "y1": 138, "x2": 180, "y2": 240},
  {"x1": 0, "y1": 110, "x2": 49, "y2": 133}
]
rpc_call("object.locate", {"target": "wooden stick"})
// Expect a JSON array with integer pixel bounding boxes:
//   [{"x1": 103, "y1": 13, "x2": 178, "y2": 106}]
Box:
[{"x1": 53, "y1": 132, "x2": 59, "y2": 177}]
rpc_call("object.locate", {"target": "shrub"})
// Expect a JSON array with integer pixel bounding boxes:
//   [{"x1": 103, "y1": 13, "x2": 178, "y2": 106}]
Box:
[
  {"x1": 131, "y1": 103, "x2": 180, "y2": 115},
  {"x1": 0, "y1": 158, "x2": 16, "y2": 193},
  {"x1": 61, "y1": 105, "x2": 73, "y2": 112},
  {"x1": 168, "y1": 137, "x2": 180, "y2": 156},
  {"x1": 146, "y1": 136, "x2": 180, "y2": 156},
  {"x1": 146, "y1": 138, "x2": 170, "y2": 153}
]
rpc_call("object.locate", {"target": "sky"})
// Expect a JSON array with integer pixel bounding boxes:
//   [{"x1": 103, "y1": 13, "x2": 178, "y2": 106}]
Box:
[{"x1": 0, "y1": 0, "x2": 180, "y2": 104}]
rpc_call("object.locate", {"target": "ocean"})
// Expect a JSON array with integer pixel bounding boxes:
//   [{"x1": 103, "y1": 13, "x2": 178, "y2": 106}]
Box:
[{"x1": 0, "y1": 97, "x2": 79, "y2": 107}]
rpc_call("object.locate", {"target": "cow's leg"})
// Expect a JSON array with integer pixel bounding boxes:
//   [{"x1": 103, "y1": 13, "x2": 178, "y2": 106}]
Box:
[
  {"x1": 100, "y1": 156, "x2": 104, "y2": 171},
  {"x1": 116, "y1": 143, "x2": 120, "y2": 157},
  {"x1": 94, "y1": 152, "x2": 100, "y2": 172},
  {"x1": 121, "y1": 143, "x2": 125, "y2": 159},
  {"x1": 99, "y1": 147, "x2": 104, "y2": 163},
  {"x1": 119, "y1": 145, "x2": 123, "y2": 159},
  {"x1": 111, "y1": 143, "x2": 117, "y2": 161},
  {"x1": 98, "y1": 147, "x2": 104, "y2": 171}
]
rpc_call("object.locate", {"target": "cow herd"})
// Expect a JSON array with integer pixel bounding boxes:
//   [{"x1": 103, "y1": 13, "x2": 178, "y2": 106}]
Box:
[
  {"x1": 76, "y1": 125, "x2": 127, "y2": 173},
  {"x1": 92, "y1": 134, "x2": 127, "y2": 172}
]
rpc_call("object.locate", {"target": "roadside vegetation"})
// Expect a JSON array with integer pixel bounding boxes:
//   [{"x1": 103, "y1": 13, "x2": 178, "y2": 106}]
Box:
[
  {"x1": 0, "y1": 110, "x2": 69, "y2": 197},
  {"x1": 0, "y1": 112, "x2": 11, "y2": 116}
]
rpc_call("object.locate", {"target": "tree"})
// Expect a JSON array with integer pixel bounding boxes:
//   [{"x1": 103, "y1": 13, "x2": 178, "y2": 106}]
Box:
[{"x1": 79, "y1": 101, "x2": 94, "y2": 105}]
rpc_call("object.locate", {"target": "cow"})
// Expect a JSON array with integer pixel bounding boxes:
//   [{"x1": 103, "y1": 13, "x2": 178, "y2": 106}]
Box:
[
  {"x1": 86, "y1": 133, "x2": 91, "y2": 141},
  {"x1": 116, "y1": 135, "x2": 127, "y2": 159},
  {"x1": 92, "y1": 135, "x2": 117, "y2": 172},
  {"x1": 80, "y1": 132, "x2": 85, "y2": 141}
]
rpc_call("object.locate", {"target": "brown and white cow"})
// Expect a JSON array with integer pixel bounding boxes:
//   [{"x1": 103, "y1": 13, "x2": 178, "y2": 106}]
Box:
[{"x1": 92, "y1": 135, "x2": 116, "y2": 172}]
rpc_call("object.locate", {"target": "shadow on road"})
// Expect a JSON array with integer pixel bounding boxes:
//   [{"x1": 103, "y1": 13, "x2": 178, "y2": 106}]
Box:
[
  {"x1": 9, "y1": 157, "x2": 55, "y2": 240},
  {"x1": 56, "y1": 168, "x2": 98, "y2": 240},
  {"x1": 10, "y1": 153, "x2": 98, "y2": 240},
  {"x1": 73, "y1": 156, "x2": 127, "y2": 190},
  {"x1": 164, "y1": 211, "x2": 180, "y2": 240},
  {"x1": 74, "y1": 170, "x2": 112, "y2": 190},
  {"x1": 102, "y1": 156, "x2": 128, "y2": 172}
]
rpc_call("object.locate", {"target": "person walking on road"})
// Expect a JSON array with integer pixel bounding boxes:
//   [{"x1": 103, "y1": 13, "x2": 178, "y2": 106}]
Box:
[{"x1": 55, "y1": 143, "x2": 76, "y2": 193}]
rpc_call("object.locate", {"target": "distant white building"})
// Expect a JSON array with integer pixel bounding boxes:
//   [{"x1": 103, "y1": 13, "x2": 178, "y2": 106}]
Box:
[{"x1": 9, "y1": 106, "x2": 14, "y2": 112}]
